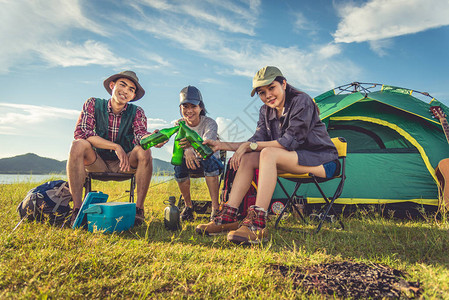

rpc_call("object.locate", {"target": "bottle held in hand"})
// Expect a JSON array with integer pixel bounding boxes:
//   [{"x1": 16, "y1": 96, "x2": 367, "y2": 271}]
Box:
[
  {"x1": 171, "y1": 139, "x2": 184, "y2": 166},
  {"x1": 177, "y1": 121, "x2": 213, "y2": 159},
  {"x1": 140, "y1": 125, "x2": 179, "y2": 150}
]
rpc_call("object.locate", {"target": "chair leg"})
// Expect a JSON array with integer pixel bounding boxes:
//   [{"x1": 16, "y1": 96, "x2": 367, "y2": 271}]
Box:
[
  {"x1": 315, "y1": 197, "x2": 345, "y2": 234},
  {"x1": 129, "y1": 175, "x2": 136, "y2": 203},
  {"x1": 275, "y1": 197, "x2": 293, "y2": 229},
  {"x1": 84, "y1": 174, "x2": 92, "y2": 200},
  {"x1": 275, "y1": 179, "x2": 307, "y2": 230},
  {"x1": 312, "y1": 176, "x2": 344, "y2": 233},
  {"x1": 291, "y1": 196, "x2": 306, "y2": 223}
]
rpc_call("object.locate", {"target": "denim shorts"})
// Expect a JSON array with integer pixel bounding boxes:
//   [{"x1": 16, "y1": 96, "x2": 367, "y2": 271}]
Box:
[
  {"x1": 174, "y1": 155, "x2": 224, "y2": 182},
  {"x1": 323, "y1": 159, "x2": 341, "y2": 178}
]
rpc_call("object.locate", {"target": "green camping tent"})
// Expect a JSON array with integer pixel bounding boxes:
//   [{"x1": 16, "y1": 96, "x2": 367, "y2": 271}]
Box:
[{"x1": 272, "y1": 83, "x2": 449, "y2": 210}]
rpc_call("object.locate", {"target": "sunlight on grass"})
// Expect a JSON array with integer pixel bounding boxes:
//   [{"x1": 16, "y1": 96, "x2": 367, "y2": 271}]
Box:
[{"x1": 1, "y1": 175, "x2": 448, "y2": 298}]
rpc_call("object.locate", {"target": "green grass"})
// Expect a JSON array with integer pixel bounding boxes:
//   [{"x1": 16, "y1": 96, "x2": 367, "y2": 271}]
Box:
[{"x1": 1, "y1": 177, "x2": 449, "y2": 299}]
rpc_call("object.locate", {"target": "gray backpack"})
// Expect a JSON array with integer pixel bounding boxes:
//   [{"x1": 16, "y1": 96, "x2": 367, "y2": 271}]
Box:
[{"x1": 17, "y1": 180, "x2": 72, "y2": 226}]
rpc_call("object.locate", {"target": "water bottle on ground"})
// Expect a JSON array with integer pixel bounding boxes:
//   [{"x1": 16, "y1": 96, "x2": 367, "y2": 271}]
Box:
[{"x1": 164, "y1": 196, "x2": 180, "y2": 231}]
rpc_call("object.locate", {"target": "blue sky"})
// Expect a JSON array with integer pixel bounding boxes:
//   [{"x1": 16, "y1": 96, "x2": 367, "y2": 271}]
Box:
[{"x1": 1, "y1": 0, "x2": 448, "y2": 162}]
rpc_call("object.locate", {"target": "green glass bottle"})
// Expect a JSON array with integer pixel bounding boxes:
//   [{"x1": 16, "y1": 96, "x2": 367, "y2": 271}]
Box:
[
  {"x1": 171, "y1": 140, "x2": 184, "y2": 166},
  {"x1": 140, "y1": 125, "x2": 179, "y2": 150},
  {"x1": 177, "y1": 121, "x2": 214, "y2": 159},
  {"x1": 171, "y1": 124, "x2": 185, "y2": 166}
]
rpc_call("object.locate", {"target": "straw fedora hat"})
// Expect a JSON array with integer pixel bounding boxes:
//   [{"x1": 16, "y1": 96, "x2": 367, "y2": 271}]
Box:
[{"x1": 103, "y1": 70, "x2": 145, "y2": 101}]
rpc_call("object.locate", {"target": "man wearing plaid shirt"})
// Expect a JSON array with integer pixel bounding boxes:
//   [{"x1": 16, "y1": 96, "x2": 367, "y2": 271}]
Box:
[{"x1": 67, "y1": 70, "x2": 157, "y2": 226}]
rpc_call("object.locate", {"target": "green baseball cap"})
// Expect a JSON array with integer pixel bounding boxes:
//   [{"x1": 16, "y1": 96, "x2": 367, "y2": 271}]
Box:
[{"x1": 251, "y1": 66, "x2": 284, "y2": 97}]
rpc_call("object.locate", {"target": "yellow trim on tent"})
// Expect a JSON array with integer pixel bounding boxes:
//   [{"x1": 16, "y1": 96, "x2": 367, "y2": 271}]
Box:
[
  {"x1": 329, "y1": 116, "x2": 440, "y2": 189},
  {"x1": 321, "y1": 94, "x2": 365, "y2": 121},
  {"x1": 371, "y1": 100, "x2": 439, "y2": 125},
  {"x1": 307, "y1": 197, "x2": 438, "y2": 206}
]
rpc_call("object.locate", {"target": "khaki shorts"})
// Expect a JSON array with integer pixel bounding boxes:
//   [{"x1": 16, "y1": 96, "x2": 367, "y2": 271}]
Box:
[{"x1": 85, "y1": 152, "x2": 136, "y2": 174}]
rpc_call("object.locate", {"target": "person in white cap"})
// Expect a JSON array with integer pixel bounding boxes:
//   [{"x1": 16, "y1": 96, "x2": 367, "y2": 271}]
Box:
[
  {"x1": 67, "y1": 70, "x2": 156, "y2": 227},
  {"x1": 197, "y1": 66, "x2": 339, "y2": 244}
]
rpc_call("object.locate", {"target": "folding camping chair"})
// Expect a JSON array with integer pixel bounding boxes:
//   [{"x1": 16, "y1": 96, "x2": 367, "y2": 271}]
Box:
[
  {"x1": 84, "y1": 172, "x2": 136, "y2": 202},
  {"x1": 177, "y1": 150, "x2": 227, "y2": 216},
  {"x1": 274, "y1": 137, "x2": 347, "y2": 233}
]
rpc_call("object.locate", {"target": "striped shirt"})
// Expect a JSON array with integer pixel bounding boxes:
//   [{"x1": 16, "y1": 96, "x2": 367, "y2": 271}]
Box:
[{"x1": 74, "y1": 98, "x2": 149, "y2": 145}]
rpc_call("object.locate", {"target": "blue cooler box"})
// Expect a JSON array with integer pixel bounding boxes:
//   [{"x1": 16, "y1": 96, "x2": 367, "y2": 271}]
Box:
[{"x1": 84, "y1": 202, "x2": 136, "y2": 233}]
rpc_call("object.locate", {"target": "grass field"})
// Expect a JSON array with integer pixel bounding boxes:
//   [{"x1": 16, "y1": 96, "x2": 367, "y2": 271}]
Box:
[{"x1": 1, "y1": 176, "x2": 449, "y2": 299}]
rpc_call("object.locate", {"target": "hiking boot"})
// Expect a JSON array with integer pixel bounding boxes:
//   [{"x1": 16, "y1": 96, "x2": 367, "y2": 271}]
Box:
[
  {"x1": 196, "y1": 204, "x2": 239, "y2": 236},
  {"x1": 69, "y1": 207, "x2": 80, "y2": 228},
  {"x1": 181, "y1": 206, "x2": 194, "y2": 222},
  {"x1": 134, "y1": 207, "x2": 145, "y2": 226},
  {"x1": 210, "y1": 209, "x2": 219, "y2": 222},
  {"x1": 227, "y1": 205, "x2": 268, "y2": 245}
]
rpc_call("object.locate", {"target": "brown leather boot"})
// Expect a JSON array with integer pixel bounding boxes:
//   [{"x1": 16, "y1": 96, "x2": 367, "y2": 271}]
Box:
[
  {"x1": 227, "y1": 205, "x2": 268, "y2": 245},
  {"x1": 196, "y1": 204, "x2": 239, "y2": 236}
]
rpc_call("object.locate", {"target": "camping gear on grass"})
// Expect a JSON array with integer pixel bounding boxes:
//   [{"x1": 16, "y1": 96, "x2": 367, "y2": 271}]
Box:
[
  {"x1": 72, "y1": 191, "x2": 136, "y2": 232},
  {"x1": 84, "y1": 202, "x2": 136, "y2": 233},
  {"x1": 17, "y1": 180, "x2": 72, "y2": 226},
  {"x1": 72, "y1": 191, "x2": 108, "y2": 229},
  {"x1": 164, "y1": 196, "x2": 181, "y2": 230},
  {"x1": 271, "y1": 82, "x2": 449, "y2": 216}
]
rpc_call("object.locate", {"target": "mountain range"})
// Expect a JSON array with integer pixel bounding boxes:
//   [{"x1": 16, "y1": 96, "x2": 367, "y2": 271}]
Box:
[{"x1": 0, "y1": 153, "x2": 173, "y2": 174}]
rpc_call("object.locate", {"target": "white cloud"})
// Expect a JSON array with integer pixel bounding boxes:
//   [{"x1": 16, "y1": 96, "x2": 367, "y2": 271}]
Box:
[
  {"x1": 0, "y1": 103, "x2": 79, "y2": 138},
  {"x1": 216, "y1": 117, "x2": 233, "y2": 138},
  {"x1": 0, "y1": 103, "x2": 79, "y2": 126},
  {"x1": 138, "y1": 0, "x2": 259, "y2": 35},
  {"x1": 0, "y1": 0, "x2": 151, "y2": 72},
  {"x1": 369, "y1": 39, "x2": 394, "y2": 57},
  {"x1": 200, "y1": 78, "x2": 224, "y2": 84},
  {"x1": 124, "y1": 14, "x2": 358, "y2": 92},
  {"x1": 333, "y1": 0, "x2": 449, "y2": 43},
  {"x1": 38, "y1": 40, "x2": 130, "y2": 67},
  {"x1": 140, "y1": 52, "x2": 172, "y2": 68},
  {"x1": 147, "y1": 118, "x2": 172, "y2": 131},
  {"x1": 317, "y1": 43, "x2": 342, "y2": 59},
  {"x1": 294, "y1": 11, "x2": 307, "y2": 29}
]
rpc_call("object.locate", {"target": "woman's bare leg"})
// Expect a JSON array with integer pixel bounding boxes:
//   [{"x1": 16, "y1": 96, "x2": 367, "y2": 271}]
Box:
[
  {"x1": 227, "y1": 152, "x2": 260, "y2": 208},
  {"x1": 255, "y1": 147, "x2": 325, "y2": 210}
]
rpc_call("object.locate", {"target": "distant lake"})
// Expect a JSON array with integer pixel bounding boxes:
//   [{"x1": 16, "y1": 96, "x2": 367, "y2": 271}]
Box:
[{"x1": 0, "y1": 174, "x2": 174, "y2": 184}]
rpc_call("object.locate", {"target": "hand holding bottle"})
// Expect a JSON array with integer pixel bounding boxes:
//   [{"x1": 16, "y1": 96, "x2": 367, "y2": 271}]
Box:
[
  {"x1": 178, "y1": 137, "x2": 191, "y2": 149},
  {"x1": 143, "y1": 130, "x2": 169, "y2": 148},
  {"x1": 202, "y1": 139, "x2": 222, "y2": 152},
  {"x1": 140, "y1": 125, "x2": 179, "y2": 150},
  {"x1": 184, "y1": 148, "x2": 200, "y2": 170},
  {"x1": 177, "y1": 121, "x2": 213, "y2": 159}
]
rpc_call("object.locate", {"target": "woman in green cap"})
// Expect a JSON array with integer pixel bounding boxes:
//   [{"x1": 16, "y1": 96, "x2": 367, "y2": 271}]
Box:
[{"x1": 196, "y1": 66, "x2": 339, "y2": 244}]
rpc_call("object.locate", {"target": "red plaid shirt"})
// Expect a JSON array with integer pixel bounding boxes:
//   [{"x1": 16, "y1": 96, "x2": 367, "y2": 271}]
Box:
[{"x1": 74, "y1": 98, "x2": 149, "y2": 145}]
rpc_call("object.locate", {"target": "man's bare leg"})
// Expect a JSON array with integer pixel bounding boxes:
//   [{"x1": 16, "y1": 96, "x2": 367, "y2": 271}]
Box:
[
  {"x1": 66, "y1": 139, "x2": 97, "y2": 209},
  {"x1": 129, "y1": 146, "x2": 153, "y2": 209}
]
